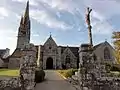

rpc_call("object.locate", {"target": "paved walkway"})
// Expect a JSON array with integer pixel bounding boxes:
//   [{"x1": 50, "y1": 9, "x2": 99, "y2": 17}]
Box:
[{"x1": 35, "y1": 70, "x2": 77, "y2": 90}]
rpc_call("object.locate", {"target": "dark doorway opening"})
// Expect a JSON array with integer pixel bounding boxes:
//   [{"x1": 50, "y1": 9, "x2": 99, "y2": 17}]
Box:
[{"x1": 46, "y1": 57, "x2": 53, "y2": 69}]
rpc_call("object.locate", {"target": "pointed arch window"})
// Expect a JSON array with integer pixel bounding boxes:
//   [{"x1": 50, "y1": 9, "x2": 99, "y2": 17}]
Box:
[
  {"x1": 104, "y1": 47, "x2": 111, "y2": 59},
  {"x1": 65, "y1": 55, "x2": 70, "y2": 64}
]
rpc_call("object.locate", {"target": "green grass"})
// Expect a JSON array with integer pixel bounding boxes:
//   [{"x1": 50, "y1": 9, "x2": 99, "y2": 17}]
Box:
[
  {"x1": 57, "y1": 69, "x2": 78, "y2": 78},
  {"x1": 0, "y1": 69, "x2": 19, "y2": 77}
]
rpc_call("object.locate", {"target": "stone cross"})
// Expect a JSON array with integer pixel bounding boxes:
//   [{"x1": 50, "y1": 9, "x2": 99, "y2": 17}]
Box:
[{"x1": 85, "y1": 7, "x2": 93, "y2": 47}]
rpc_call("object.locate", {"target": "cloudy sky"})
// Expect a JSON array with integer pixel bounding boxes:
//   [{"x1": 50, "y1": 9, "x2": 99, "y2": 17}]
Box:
[{"x1": 0, "y1": 0, "x2": 120, "y2": 54}]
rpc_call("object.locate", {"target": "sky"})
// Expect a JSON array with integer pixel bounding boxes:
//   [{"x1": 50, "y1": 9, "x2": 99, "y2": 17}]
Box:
[{"x1": 0, "y1": 0, "x2": 120, "y2": 54}]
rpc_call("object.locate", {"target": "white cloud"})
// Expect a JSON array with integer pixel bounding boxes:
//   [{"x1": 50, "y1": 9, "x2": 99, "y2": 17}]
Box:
[
  {"x1": 39, "y1": 0, "x2": 79, "y2": 14},
  {"x1": 83, "y1": 0, "x2": 120, "y2": 19},
  {"x1": 0, "y1": 17, "x2": 4, "y2": 20},
  {"x1": 0, "y1": 29, "x2": 17, "y2": 54},
  {"x1": 32, "y1": 34, "x2": 39, "y2": 37},
  {"x1": 0, "y1": 7, "x2": 9, "y2": 19},
  {"x1": 0, "y1": 0, "x2": 119, "y2": 53},
  {"x1": 91, "y1": 10, "x2": 105, "y2": 22},
  {"x1": 92, "y1": 21, "x2": 113, "y2": 35},
  {"x1": 30, "y1": 9, "x2": 71, "y2": 30},
  {"x1": 12, "y1": 0, "x2": 38, "y2": 6}
]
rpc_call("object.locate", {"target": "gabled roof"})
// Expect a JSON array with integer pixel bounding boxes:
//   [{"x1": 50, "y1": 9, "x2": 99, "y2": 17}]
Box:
[
  {"x1": 10, "y1": 48, "x2": 22, "y2": 58},
  {"x1": 93, "y1": 41, "x2": 114, "y2": 50},
  {"x1": 1, "y1": 57, "x2": 9, "y2": 63},
  {"x1": 60, "y1": 46, "x2": 79, "y2": 58},
  {"x1": 0, "y1": 49, "x2": 7, "y2": 58},
  {"x1": 93, "y1": 42, "x2": 104, "y2": 50},
  {"x1": 44, "y1": 35, "x2": 57, "y2": 46}
]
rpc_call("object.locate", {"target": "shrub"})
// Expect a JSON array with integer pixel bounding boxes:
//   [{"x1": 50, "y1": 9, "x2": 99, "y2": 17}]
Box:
[
  {"x1": 72, "y1": 69, "x2": 78, "y2": 75},
  {"x1": 35, "y1": 69, "x2": 45, "y2": 83}
]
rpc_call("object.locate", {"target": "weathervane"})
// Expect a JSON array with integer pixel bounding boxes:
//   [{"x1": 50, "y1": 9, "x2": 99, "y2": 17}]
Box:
[{"x1": 85, "y1": 7, "x2": 93, "y2": 46}]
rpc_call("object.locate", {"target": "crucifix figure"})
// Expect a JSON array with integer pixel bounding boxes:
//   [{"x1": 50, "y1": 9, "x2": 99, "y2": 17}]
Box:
[{"x1": 85, "y1": 7, "x2": 93, "y2": 46}]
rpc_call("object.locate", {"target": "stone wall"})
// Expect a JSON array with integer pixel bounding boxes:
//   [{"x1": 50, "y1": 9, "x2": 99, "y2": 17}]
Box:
[
  {"x1": 0, "y1": 77, "x2": 20, "y2": 90},
  {"x1": 78, "y1": 43, "x2": 120, "y2": 90},
  {"x1": 0, "y1": 44, "x2": 37, "y2": 90},
  {"x1": 20, "y1": 44, "x2": 37, "y2": 90}
]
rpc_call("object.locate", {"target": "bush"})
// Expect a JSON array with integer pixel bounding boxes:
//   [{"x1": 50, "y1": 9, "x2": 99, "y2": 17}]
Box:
[{"x1": 35, "y1": 69, "x2": 45, "y2": 83}]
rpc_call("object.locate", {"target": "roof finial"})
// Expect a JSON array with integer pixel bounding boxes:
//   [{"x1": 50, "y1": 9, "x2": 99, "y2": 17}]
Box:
[
  {"x1": 50, "y1": 32, "x2": 52, "y2": 37},
  {"x1": 105, "y1": 39, "x2": 107, "y2": 42}
]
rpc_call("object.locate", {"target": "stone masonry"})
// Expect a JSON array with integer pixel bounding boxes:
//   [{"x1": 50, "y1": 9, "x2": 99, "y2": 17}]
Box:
[
  {"x1": 78, "y1": 44, "x2": 120, "y2": 90},
  {"x1": 20, "y1": 44, "x2": 37, "y2": 90},
  {"x1": 0, "y1": 44, "x2": 37, "y2": 90}
]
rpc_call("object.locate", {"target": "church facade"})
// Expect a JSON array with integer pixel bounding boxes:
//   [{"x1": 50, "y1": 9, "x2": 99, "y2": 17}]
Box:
[
  {"x1": 35, "y1": 35, "x2": 116, "y2": 69},
  {"x1": 36, "y1": 35, "x2": 79, "y2": 69},
  {"x1": 4, "y1": 1, "x2": 116, "y2": 69}
]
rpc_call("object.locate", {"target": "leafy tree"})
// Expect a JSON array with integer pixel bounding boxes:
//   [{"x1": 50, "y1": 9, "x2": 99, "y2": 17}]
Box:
[{"x1": 112, "y1": 32, "x2": 120, "y2": 63}]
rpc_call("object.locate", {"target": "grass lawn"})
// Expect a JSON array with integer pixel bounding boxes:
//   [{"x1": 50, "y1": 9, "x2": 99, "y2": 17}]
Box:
[
  {"x1": 57, "y1": 69, "x2": 78, "y2": 78},
  {"x1": 0, "y1": 69, "x2": 19, "y2": 77}
]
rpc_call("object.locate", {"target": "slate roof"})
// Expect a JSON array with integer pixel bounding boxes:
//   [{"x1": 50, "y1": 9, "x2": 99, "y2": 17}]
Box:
[
  {"x1": 10, "y1": 48, "x2": 23, "y2": 58},
  {"x1": 60, "y1": 46, "x2": 79, "y2": 58},
  {"x1": 1, "y1": 57, "x2": 9, "y2": 63},
  {"x1": 0, "y1": 49, "x2": 7, "y2": 58},
  {"x1": 93, "y1": 41, "x2": 112, "y2": 50},
  {"x1": 93, "y1": 42, "x2": 104, "y2": 50}
]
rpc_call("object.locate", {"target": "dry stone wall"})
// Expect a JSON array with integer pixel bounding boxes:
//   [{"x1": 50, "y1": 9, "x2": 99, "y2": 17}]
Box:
[
  {"x1": 78, "y1": 44, "x2": 120, "y2": 90},
  {"x1": 20, "y1": 44, "x2": 37, "y2": 90},
  {"x1": 0, "y1": 77, "x2": 20, "y2": 90},
  {"x1": 0, "y1": 44, "x2": 37, "y2": 90}
]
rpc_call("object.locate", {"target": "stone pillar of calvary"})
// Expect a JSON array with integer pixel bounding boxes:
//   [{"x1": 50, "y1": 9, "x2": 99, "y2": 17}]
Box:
[{"x1": 85, "y1": 7, "x2": 93, "y2": 47}]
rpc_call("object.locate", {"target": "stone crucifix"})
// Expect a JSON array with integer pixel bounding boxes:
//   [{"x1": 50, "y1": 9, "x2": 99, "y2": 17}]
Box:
[{"x1": 85, "y1": 7, "x2": 93, "y2": 46}]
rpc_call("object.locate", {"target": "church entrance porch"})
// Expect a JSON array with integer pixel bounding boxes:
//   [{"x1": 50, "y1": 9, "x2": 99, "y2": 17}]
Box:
[{"x1": 46, "y1": 57, "x2": 53, "y2": 69}]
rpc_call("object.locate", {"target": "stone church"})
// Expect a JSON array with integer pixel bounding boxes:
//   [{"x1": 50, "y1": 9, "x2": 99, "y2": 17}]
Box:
[
  {"x1": 1, "y1": 1, "x2": 116, "y2": 69},
  {"x1": 36, "y1": 35, "x2": 116, "y2": 69}
]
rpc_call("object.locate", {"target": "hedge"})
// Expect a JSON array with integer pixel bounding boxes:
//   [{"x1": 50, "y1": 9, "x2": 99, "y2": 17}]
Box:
[{"x1": 35, "y1": 69, "x2": 45, "y2": 83}]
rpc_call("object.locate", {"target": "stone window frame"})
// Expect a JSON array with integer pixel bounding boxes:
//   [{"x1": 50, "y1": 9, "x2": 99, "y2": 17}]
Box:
[
  {"x1": 104, "y1": 47, "x2": 111, "y2": 60},
  {"x1": 65, "y1": 55, "x2": 71, "y2": 64}
]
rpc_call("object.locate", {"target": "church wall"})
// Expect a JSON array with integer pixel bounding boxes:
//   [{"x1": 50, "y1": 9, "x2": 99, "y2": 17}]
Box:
[
  {"x1": 61, "y1": 48, "x2": 77, "y2": 69},
  {"x1": 43, "y1": 55, "x2": 56, "y2": 69},
  {"x1": 41, "y1": 46, "x2": 62, "y2": 69},
  {"x1": 57, "y1": 47, "x2": 62, "y2": 69},
  {"x1": 8, "y1": 58, "x2": 20, "y2": 69},
  {"x1": 93, "y1": 44, "x2": 115, "y2": 64},
  {"x1": 0, "y1": 58, "x2": 4, "y2": 67}
]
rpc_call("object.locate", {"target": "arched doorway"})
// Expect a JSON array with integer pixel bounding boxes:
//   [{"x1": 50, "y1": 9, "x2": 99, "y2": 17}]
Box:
[{"x1": 46, "y1": 57, "x2": 53, "y2": 69}]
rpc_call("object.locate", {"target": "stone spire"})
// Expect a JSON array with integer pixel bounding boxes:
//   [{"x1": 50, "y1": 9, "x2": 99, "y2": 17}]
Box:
[
  {"x1": 16, "y1": 0, "x2": 30, "y2": 49},
  {"x1": 23, "y1": 0, "x2": 29, "y2": 24},
  {"x1": 85, "y1": 7, "x2": 93, "y2": 47}
]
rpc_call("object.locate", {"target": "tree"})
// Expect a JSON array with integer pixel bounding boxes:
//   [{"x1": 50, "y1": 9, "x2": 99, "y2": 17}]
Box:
[{"x1": 112, "y1": 32, "x2": 120, "y2": 63}]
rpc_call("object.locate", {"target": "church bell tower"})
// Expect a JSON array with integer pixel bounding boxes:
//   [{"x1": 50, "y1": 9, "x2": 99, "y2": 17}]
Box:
[{"x1": 16, "y1": 0, "x2": 30, "y2": 49}]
